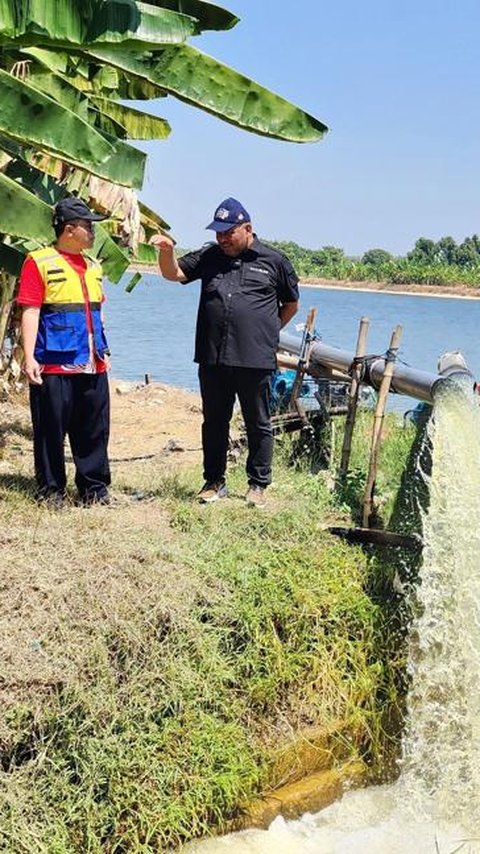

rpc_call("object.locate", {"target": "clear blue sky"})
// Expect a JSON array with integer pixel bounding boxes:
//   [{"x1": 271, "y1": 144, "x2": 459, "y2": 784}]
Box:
[{"x1": 138, "y1": 0, "x2": 480, "y2": 256}]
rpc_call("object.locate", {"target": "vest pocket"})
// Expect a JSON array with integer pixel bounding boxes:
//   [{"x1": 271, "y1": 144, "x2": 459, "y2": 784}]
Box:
[{"x1": 44, "y1": 318, "x2": 78, "y2": 354}]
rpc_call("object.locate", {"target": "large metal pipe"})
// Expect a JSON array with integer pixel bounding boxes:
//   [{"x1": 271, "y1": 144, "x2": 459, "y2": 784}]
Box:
[{"x1": 279, "y1": 332, "x2": 475, "y2": 404}]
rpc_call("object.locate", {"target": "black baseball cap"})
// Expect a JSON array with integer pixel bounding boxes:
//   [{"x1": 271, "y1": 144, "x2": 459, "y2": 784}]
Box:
[
  {"x1": 206, "y1": 197, "x2": 251, "y2": 232},
  {"x1": 53, "y1": 198, "x2": 109, "y2": 228}
]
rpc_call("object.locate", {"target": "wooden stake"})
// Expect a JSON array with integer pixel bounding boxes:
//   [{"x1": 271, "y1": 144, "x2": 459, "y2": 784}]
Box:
[
  {"x1": 339, "y1": 316, "x2": 370, "y2": 479},
  {"x1": 362, "y1": 325, "x2": 403, "y2": 528}
]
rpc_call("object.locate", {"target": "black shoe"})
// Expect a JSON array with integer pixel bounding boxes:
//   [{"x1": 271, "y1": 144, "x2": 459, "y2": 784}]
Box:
[
  {"x1": 35, "y1": 490, "x2": 66, "y2": 511},
  {"x1": 81, "y1": 491, "x2": 111, "y2": 507}
]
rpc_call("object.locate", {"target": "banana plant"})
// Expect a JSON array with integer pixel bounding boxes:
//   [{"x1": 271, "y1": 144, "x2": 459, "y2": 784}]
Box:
[{"x1": 0, "y1": 0, "x2": 328, "y2": 374}]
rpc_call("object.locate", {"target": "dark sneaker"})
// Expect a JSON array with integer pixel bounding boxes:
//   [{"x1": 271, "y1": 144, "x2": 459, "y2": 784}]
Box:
[
  {"x1": 82, "y1": 491, "x2": 111, "y2": 507},
  {"x1": 245, "y1": 485, "x2": 266, "y2": 508},
  {"x1": 36, "y1": 490, "x2": 66, "y2": 511},
  {"x1": 198, "y1": 482, "x2": 227, "y2": 504}
]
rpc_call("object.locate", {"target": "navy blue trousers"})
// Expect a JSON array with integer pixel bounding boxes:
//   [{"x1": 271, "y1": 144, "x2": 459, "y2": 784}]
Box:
[
  {"x1": 29, "y1": 373, "x2": 110, "y2": 498},
  {"x1": 198, "y1": 365, "x2": 273, "y2": 488}
]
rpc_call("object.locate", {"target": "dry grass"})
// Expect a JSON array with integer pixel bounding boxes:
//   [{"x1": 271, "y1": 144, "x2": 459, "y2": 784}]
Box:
[{"x1": 0, "y1": 383, "x2": 202, "y2": 729}]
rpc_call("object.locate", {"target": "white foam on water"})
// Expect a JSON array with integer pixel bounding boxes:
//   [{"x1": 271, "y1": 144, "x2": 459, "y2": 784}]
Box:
[
  {"x1": 186, "y1": 783, "x2": 477, "y2": 853},
  {"x1": 187, "y1": 379, "x2": 480, "y2": 854}
]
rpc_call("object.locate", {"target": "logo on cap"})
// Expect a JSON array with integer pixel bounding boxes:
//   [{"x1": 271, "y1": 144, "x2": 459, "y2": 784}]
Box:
[{"x1": 216, "y1": 207, "x2": 230, "y2": 220}]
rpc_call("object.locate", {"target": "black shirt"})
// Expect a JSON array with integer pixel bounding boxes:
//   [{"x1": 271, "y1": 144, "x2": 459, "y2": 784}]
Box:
[{"x1": 178, "y1": 237, "x2": 299, "y2": 369}]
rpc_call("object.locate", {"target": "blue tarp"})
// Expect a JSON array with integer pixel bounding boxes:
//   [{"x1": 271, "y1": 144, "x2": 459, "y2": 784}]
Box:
[{"x1": 271, "y1": 369, "x2": 312, "y2": 411}]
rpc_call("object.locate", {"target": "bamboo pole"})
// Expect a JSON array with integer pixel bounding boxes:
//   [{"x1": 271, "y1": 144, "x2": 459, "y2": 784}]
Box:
[
  {"x1": 362, "y1": 325, "x2": 403, "y2": 528},
  {"x1": 339, "y1": 316, "x2": 370, "y2": 479},
  {"x1": 277, "y1": 353, "x2": 301, "y2": 370},
  {"x1": 288, "y1": 307, "x2": 317, "y2": 411}
]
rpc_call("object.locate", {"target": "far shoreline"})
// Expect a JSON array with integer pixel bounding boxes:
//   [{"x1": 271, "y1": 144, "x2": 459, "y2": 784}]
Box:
[{"x1": 128, "y1": 265, "x2": 480, "y2": 301}]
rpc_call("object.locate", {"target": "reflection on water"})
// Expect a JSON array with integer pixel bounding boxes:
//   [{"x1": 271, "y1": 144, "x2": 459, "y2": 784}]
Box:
[{"x1": 104, "y1": 279, "x2": 480, "y2": 414}]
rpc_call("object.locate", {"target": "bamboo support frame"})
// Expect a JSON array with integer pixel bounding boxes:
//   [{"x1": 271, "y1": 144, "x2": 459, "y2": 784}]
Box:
[
  {"x1": 339, "y1": 316, "x2": 370, "y2": 479},
  {"x1": 362, "y1": 325, "x2": 403, "y2": 528},
  {"x1": 288, "y1": 307, "x2": 317, "y2": 411}
]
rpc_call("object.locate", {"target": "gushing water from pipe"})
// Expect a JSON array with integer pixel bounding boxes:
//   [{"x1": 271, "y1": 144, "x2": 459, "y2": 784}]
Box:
[{"x1": 399, "y1": 375, "x2": 480, "y2": 831}]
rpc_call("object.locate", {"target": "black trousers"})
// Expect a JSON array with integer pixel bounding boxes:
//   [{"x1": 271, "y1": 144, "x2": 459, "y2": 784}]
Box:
[
  {"x1": 198, "y1": 365, "x2": 273, "y2": 489},
  {"x1": 29, "y1": 373, "x2": 111, "y2": 498}
]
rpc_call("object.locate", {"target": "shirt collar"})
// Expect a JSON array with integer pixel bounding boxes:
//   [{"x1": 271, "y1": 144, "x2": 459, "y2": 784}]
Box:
[{"x1": 239, "y1": 234, "x2": 260, "y2": 260}]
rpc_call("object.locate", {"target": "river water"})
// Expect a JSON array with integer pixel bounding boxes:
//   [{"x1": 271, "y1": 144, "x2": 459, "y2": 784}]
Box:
[
  {"x1": 185, "y1": 377, "x2": 480, "y2": 853},
  {"x1": 104, "y1": 277, "x2": 480, "y2": 413}
]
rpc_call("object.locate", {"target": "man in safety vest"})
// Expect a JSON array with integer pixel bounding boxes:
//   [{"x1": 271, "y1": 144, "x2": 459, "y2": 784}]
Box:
[{"x1": 17, "y1": 198, "x2": 112, "y2": 508}]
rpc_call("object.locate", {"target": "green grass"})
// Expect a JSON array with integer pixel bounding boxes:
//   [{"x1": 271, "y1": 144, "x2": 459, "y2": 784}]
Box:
[{"x1": 0, "y1": 410, "x2": 421, "y2": 852}]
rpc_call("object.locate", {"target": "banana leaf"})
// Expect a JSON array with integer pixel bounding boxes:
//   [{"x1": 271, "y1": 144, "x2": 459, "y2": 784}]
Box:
[
  {"x1": 0, "y1": 67, "x2": 113, "y2": 163},
  {"x1": 0, "y1": 171, "x2": 53, "y2": 241},
  {"x1": 26, "y1": 65, "x2": 91, "y2": 120},
  {"x1": 0, "y1": 70, "x2": 146, "y2": 187},
  {"x1": 20, "y1": 63, "x2": 153, "y2": 163},
  {"x1": 89, "y1": 97, "x2": 171, "y2": 140},
  {"x1": 67, "y1": 65, "x2": 167, "y2": 101},
  {"x1": 21, "y1": 50, "x2": 168, "y2": 101},
  {"x1": 90, "y1": 108, "x2": 128, "y2": 140},
  {"x1": 111, "y1": 71, "x2": 167, "y2": 100},
  {"x1": 24, "y1": 65, "x2": 131, "y2": 140},
  {"x1": 0, "y1": 241, "x2": 27, "y2": 276},
  {"x1": 88, "y1": 45, "x2": 328, "y2": 142},
  {"x1": 0, "y1": 0, "x2": 195, "y2": 48},
  {"x1": 124, "y1": 270, "x2": 142, "y2": 292},
  {"x1": 139, "y1": 201, "x2": 170, "y2": 232},
  {"x1": 17, "y1": 46, "x2": 68, "y2": 75},
  {"x1": 136, "y1": 242, "x2": 158, "y2": 263},
  {"x1": 3, "y1": 154, "x2": 65, "y2": 205},
  {"x1": 93, "y1": 131, "x2": 146, "y2": 188},
  {"x1": 85, "y1": 2, "x2": 196, "y2": 46},
  {"x1": 147, "y1": 0, "x2": 238, "y2": 32},
  {"x1": 92, "y1": 224, "x2": 132, "y2": 282}
]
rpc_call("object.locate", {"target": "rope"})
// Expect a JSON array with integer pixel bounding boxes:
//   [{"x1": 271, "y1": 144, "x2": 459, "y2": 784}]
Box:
[{"x1": 348, "y1": 346, "x2": 402, "y2": 379}]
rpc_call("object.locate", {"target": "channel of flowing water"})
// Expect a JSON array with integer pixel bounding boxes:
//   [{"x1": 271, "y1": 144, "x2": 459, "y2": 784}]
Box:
[{"x1": 186, "y1": 377, "x2": 480, "y2": 853}]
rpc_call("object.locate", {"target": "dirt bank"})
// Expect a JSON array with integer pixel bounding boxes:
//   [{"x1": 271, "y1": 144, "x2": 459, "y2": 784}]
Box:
[{"x1": 301, "y1": 277, "x2": 480, "y2": 299}]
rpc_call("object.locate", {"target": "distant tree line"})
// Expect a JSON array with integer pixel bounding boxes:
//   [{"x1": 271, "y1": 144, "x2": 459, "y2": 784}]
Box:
[{"x1": 266, "y1": 235, "x2": 480, "y2": 287}]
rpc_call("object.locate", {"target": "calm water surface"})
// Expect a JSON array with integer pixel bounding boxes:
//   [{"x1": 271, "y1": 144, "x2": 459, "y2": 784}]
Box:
[{"x1": 105, "y1": 276, "x2": 480, "y2": 410}]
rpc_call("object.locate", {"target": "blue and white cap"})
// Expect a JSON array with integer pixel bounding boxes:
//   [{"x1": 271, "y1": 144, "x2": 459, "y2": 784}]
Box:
[{"x1": 206, "y1": 197, "x2": 251, "y2": 232}]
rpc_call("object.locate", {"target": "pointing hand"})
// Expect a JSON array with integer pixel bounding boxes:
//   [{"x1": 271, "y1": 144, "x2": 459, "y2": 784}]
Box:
[{"x1": 149, "y1": 233, "x2": 175, "y2": 252}]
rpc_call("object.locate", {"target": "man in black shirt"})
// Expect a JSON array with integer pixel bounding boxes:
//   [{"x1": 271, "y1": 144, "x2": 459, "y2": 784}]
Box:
[{"x1": 152, "y1": 198, "x2": 299, "y2": 507}]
